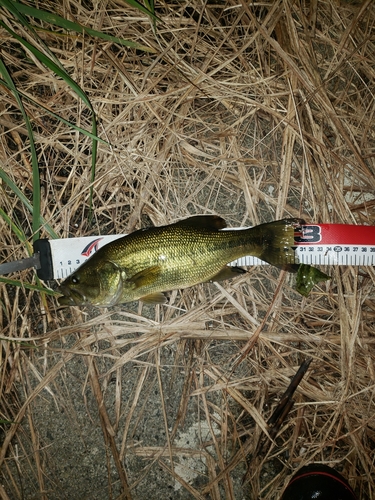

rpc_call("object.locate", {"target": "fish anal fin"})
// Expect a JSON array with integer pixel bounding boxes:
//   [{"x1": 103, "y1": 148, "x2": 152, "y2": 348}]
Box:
[
  {"x1": 140, "y1": 292, "x2": 167, "y2": 304},
  {"x1": 127, "y1": 265, "x2": 161, "y2": 289},
  {"x1": 278, "y1": 263, "x2": 300, "y2": 272},
  {"x1": 174, "y1": 215, "x2": 227, "y2": 231},
  {"x1": 208, "y1": 266, "x2": 246, "y2": 282}
]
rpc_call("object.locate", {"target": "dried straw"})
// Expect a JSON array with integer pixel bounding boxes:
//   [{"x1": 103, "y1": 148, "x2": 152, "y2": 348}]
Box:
[{"x1": 1, "y1": 0, "x2": 375, "y2": 498}]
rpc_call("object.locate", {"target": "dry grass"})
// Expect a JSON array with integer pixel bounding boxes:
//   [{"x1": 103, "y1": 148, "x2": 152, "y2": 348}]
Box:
[{"x1": 1, "y1": 0, "x2": 375, "y2": 498}]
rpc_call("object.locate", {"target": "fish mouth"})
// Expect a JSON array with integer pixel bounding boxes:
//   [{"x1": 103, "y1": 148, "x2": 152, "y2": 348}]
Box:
[{"x1": 58, "y1": 284, "x2": 87, "y2": 306}]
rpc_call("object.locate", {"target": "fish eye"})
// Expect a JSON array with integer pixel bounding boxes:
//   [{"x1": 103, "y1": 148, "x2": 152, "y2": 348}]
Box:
[{"x1": 71, "y1": 275, "x2": 80, "y2": 284}]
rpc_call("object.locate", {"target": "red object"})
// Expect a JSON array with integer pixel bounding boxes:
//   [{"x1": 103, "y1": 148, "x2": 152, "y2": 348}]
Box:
[
  {"x1": 295, "y1": 224, "x2": 375, "y2": 245},
  {"x1": 281, "y1": 464, "x2": 358, "y2": 500}
]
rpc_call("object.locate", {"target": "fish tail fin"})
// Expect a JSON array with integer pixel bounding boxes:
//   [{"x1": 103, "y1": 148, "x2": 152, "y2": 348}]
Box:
[{"x1": 251, "y1": 218, "x2": 304, "y2": 270}]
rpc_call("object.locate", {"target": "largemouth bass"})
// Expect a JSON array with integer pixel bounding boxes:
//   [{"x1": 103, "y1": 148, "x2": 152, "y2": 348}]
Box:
[{"x1": 59, "y1": 215, "x2": 303, "y2": 307}]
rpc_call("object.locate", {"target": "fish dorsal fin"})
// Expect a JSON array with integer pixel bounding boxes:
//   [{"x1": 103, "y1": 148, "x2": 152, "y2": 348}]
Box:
[
  {"x1": 174, "y1": 215, "x2": 227, "y2": 231},
  {"x1": 127, "y1": 265, "x2": 162, "y2": 289}
]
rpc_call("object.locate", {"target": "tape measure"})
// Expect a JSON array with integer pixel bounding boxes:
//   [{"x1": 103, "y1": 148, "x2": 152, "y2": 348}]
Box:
[
  {"x1": 235, "y1": 224, "x2": 375, "y2": 268},
  {"x1": 31, "y1": 223, "x2": 375, "y2": 281}
]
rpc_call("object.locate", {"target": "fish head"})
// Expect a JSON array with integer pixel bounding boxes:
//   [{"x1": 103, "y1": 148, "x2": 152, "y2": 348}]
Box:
[{"x1": 58, "y1": 260, "x2": 123, "y2": 307}]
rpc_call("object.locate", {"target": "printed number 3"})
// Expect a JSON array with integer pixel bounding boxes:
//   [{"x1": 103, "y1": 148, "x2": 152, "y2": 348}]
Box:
[{"x1": 295, "y1": 225, "x2": 321, "y2": 243}]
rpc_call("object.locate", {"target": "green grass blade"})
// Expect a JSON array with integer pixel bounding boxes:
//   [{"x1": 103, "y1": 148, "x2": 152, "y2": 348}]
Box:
[
  {"x1": 0, "y1": 168, "x2": 58, "y2": 239},
  {"x1": 115, "y1": 0, "x2": 161, "y2": 22},
  {"x1": 0, "y1": 207, "x2": 28, "y2": 246},
  {"x1": 0, "y1": 21, "x2": 94, "y2": 115},
  {"x1": 0, "y1": 19, "x2": 98, "y2": 216},
  {"x1": 0, "y1": 277, "x2": 57, "y2": 295},
  {"x1": 0, "y1": 58, "x2": 41, "y2": 241},
  {"x1": 0, "y1": 418, "x2": 17, "y2": 425},
  {"x1": 0, "y1": 0, "x2": 65, "y2": 70},
  {"x1": 10, "y1": 1, "x2": 156, "y2": 52},
  {"x1": 90, "y1": 133, "x2": 97, "y2": 217},
  {"x1": 2, "y1": 80, "x2": 110, "y2": 144},
  {"x1": 2, "y1": 81, "x2": 110, "y2": 144},
  {"x1": 142, "y1": 0, "x2": 156, "y2": 30}
]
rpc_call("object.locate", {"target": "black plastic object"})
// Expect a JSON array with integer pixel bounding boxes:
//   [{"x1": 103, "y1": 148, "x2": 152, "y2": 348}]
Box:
[
  {"x1": 281, "y1": 464, "x2": 358, "y2": 500},
  {"x1": 33, "y1": 239, "x2": 54, "y2": 281}
]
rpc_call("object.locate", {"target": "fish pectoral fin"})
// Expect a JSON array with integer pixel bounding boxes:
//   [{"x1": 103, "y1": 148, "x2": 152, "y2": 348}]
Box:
[
  {"x1": 174, "y1": 215, "x2": 227, "y2": 230},
  {"x1": 207, "y1": 266, "x2": 246, "y2": 282},
  {"x1": 140, "y1": 292, "x2": 167, "y2": 305},
  {"x1": 127, "y1": 265, "x2": 162, "y2": 289}
]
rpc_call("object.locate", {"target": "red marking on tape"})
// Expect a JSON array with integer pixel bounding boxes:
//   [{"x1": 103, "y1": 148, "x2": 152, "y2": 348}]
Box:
[
  {"x1": 81, "y1": 238, "x2": 103, "y2": 257},
  {"x1": 295, "y1": 225, "x2": 375, "y2": 245}
]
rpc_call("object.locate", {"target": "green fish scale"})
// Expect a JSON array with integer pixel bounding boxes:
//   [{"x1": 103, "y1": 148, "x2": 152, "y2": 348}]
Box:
[
  {"x1": 59, "y1": 217, "x2": 299, "y2": 306},
  {"x1": 103, "y1": 226, "x2": 263, "y2": 301}
]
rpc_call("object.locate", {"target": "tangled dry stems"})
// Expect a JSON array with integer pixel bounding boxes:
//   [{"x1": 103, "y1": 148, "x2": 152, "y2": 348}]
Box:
[{"x1": 1, "y1": 0, "x2": 375, "y2": 498}]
